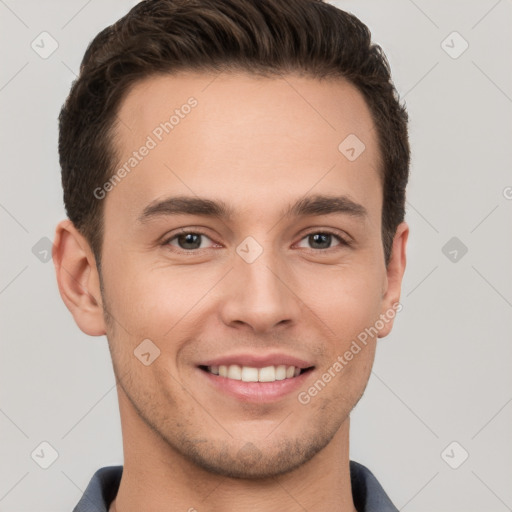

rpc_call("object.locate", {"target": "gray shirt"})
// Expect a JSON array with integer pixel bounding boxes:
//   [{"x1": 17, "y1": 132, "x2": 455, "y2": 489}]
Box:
[{"x1": 72, "y1": 460, "x2": 398, "y2": 511}]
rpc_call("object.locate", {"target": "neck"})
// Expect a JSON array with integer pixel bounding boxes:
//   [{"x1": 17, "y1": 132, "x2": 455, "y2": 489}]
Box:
[{"x1": 110, "y1": 389, "x2": 357, "y2": 512}]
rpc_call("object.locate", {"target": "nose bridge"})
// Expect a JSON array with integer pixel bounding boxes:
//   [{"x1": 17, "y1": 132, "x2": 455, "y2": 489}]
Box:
[
  {"x1": 220, "y1": 235, "x2": 300, "y2": 331},
  {"x1": 242, "y1": 250, "x2": 283, "y2": 301}
]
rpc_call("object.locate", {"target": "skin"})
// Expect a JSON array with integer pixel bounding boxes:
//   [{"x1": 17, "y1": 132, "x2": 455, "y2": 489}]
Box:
[{"x1": 53, "y1": 72, "x2": 408, "y2": 512}]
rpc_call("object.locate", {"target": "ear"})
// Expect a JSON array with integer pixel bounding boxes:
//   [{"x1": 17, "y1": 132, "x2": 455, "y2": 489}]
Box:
[
  {"x1": 52, "y1": 219, "x2": 106, "y2": 336},
  {"x1": 377, "y1": 221, "x2": 409, "y2": 338}
]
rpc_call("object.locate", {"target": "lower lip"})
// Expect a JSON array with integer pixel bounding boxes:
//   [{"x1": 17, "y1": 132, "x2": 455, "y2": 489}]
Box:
[{"x1": 198, "y1": 367, "x2": 313, "y2": 402}]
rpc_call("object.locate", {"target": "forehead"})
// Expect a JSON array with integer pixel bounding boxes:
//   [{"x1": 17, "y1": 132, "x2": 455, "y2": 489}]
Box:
[
  {"x1": 116, "y1": 71, "x2": 378, "y2": 150},
  {"x1": 105, "y1": 71, "x2": 382, "y2": 227}
]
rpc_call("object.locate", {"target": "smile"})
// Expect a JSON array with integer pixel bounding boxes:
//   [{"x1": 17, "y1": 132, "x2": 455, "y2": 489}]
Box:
[{"x1": 201, "y1": 364, "x2": 310, "y2": 382}]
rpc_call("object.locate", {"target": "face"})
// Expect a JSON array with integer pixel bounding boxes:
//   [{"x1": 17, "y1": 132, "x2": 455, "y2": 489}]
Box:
[{"x1": 92, "y1": 72, "x2": 405, "y2": 478}]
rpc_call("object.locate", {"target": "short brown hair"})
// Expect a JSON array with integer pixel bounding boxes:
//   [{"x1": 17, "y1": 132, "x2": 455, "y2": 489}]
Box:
[{"x1": 59, "y1": 0, "x2": 409, "y2": 267}]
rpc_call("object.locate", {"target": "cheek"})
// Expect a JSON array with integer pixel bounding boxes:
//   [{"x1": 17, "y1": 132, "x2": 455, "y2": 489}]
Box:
[
  {"x1": 302, "y1": 264, "x2": 383, "y2": 393},
  {"x1": 305, "y1": 265, "x2": 384, "y2": 335},
  {"x1": 103, "y1": 258, "x2": 219, "y2": 344}
]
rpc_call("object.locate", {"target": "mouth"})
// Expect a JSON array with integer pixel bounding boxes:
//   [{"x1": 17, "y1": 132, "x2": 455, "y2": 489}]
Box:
[
  {"x1": 199, "y1": 364, "x2": 314, "y2": 383},
  {"x1": 196, "y1": 355, "x2": 315, "y2": 402}
]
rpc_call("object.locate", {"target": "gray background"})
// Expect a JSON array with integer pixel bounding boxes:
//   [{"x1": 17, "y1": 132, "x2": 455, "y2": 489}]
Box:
[{"x1": 1, "y1": 0, "x2": 511, "y2": 510}]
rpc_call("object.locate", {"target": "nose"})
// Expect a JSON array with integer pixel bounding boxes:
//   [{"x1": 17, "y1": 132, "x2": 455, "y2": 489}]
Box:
[{"x1": 218, "y1": 246, "x2": 302, "y2": 334}]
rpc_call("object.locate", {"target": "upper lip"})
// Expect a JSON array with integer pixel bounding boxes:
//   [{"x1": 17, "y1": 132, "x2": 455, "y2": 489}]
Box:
[{"x1": 198, "y1": 353, "x2": 314, "y2": 369}]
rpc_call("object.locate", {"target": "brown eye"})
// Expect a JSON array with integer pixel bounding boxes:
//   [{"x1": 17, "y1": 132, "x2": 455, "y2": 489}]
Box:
[
  {"x1": 296, "y1": 231, "x2": 349, "y2": 250},
  {"x1": 165, "y1": 231, "x2": 215, "y2": 251}
]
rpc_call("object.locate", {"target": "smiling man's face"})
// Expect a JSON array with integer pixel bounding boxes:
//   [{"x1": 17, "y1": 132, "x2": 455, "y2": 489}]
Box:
[{"x1": 92, "y1": 72, "x2": 407, "y2": 478}]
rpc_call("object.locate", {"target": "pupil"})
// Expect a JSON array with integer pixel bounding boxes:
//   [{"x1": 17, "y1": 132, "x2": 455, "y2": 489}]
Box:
[
  {"x1": 179, "y1": 233, "x2": 201, "y2": 249},
  {"x1": 310, "y1": 233, "x2": 330, "y2": 249}
]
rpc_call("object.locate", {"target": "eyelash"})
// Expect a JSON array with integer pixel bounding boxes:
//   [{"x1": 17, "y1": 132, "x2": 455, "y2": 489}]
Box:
[{"x1": 162, "y1": 228, "x2": 351, "y2": 253}]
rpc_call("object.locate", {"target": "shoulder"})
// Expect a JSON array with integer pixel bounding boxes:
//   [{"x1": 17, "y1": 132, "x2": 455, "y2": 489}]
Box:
[
  {"x1": 72, "y1": 466, "x2": 123, "y2": 512},
  {"x1": 350, "y1": 460, "x2": 399, "y2": 512}
]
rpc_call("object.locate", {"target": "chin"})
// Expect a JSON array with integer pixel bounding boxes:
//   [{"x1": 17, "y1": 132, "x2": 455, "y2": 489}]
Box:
[{"x1": 171, "y1": 430, "x2": 334, "y2": 480}]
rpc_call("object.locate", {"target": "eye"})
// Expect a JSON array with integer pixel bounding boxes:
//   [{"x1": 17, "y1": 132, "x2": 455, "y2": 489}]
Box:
[
  {"x1": 164, "y1": 230, "x2": 217, "y2": 251},
  {"x1": 296, "y1": 231, "x2": 349, "y2": 250},
  {"x1": 162, "y1": 229, "x2": 350, "y2": 253}
]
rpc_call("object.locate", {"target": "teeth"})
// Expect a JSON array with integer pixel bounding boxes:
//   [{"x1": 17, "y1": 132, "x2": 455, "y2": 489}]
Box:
[
  {"x1": 241, "y1": 366, "x2": 259, "y2": 382},
  {"x1": 227, "y1": 364, "x2": 242, "y2": 380},
  {"x1": 207, "y1": 364, "x2": 303, "y2": 382},
  {"x1": 275, "y1": 365, "x2": 287, "y2": 380},
  {"x1": 258, "y1": 366, "x2": 275, "y2": 382}
]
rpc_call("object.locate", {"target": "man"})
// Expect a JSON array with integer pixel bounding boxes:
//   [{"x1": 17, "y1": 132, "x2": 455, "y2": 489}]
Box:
[{"x1": 53, "y1": 0, "x2": 409, "y2": 510}]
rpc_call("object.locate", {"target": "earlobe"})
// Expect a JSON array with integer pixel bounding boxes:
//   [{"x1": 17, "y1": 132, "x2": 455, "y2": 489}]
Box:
[
  {"x1": 378, "y1": 221, "x2": 409, "y2": 339},
  {"x1": 52, "y1": 220, "x2": 106, "y2": 336}
]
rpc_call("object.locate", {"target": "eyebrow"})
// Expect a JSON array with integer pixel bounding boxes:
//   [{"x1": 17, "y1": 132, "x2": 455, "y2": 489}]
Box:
[{"x1": 137, "y1": 193, "x2": 368, "y2": 224}]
